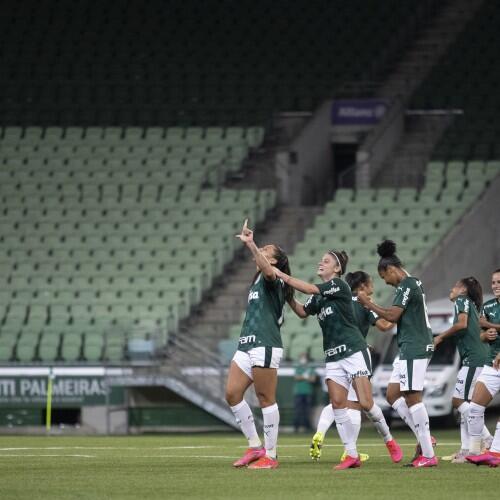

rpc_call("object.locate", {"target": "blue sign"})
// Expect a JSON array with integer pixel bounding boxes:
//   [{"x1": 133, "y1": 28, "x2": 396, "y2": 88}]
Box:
[{"x1": 332, "y1": 99, "x2": 388, "y2": 125}]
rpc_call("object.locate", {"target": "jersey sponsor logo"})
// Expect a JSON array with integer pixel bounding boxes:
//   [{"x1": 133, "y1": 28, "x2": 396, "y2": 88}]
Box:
[
  {"x1": 325, "y1": 344, "x2": 347, "y2": 357},
  {"x1": 239, "y1": 335, "x2": 256, "y2": 345},
  {"x1": 318, "y1": 306, "x2": 333, "y2": 321},
  {"x1": 305, "y1": 295, "x2": 314, "y2": 308},
  {"x1": 248, "y1": 291, "x2": 259, "y2": 302},
  {"x1": 426, "y1": 344, "x2": 434, "y2": 352},
  {"x1": 401, "y1": 287, "x2": 411, "y2": 306},
  {"x1": 323, "y1": 284, "x2": 340, "y2": 296}
]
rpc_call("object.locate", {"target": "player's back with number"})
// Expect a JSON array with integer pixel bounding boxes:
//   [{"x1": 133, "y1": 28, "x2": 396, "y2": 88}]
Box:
[{"x1": 393, "y1": 276, "x2": 433, "y2": 360}]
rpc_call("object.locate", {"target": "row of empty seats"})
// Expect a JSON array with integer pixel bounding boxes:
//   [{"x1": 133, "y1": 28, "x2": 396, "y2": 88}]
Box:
[{"x1": 0, "y1": 125, "x2": 275, "y2": 363}]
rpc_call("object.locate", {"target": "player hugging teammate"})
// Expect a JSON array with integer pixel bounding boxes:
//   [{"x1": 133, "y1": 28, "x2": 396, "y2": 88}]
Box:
[{"x1": 226, "y1": 221, "x2": 499, "y2": 470}]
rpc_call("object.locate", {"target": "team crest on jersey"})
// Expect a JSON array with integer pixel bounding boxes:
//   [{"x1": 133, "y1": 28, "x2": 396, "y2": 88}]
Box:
[{"x1": 248, "y1": 291, "x2": 259, "y2": 302}]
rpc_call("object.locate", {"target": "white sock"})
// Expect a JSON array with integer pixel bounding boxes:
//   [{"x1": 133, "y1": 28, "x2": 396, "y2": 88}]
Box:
[
  {"x1": 392, "y1": 397, "x2": 418, "y2": 439},
  {"x1": 317, "y1": 404, "x2": 335, "y2": 435},
  {"x1": 365, "y1": 404, "x2": 392, "y2": 444},
  {"x1": 262, "y1": 403, "x2": 280, "y2": 459},
  {"x1": 409, "y1": 402, "x2": 434, "y2": 458},
  {"x1": 481, "y1": 424, "x2": 492, "y2": 442},
  {"x1": 347, "y1": 409, "x2": 362, "y2": 443},
  {"x1": 457, "y1": 402, "x2": 470, "y2": 451},
  {"x1": 467, "y1": 402, "x2": 486, "y2": 455},
  {"x1": 333, "y1": 408, "x2": 358, "y2": 458},
  {"x1": 491, "y1": 421, "x2": 500, "y2": 454},
  {"x1": 230, "y1": 400, "x2": 261, "y2": 448}
]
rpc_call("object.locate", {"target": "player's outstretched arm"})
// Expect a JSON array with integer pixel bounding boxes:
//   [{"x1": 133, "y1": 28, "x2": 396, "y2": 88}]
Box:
[
  {"x1": 434, "y1": 312, "x2": 468, "y2": 347},
  {"x1": 236, "y1": 219, "x2": 275, "y2": 281},
  {"x1": 273, "y1": 268, "x2": 320, "y2": 295},
  {"x1": 287, "y1": 297, "x2": 308, "y2": 318},
  {"x1": 357, "y1": 291, "x2": 403, "y2": 323},
  {"x1": 375, "y1": 318, "x2": 394, "y2": 332}
]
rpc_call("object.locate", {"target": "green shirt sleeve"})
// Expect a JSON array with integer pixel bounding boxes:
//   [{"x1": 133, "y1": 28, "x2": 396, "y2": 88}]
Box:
[
  {"x1": 393, "y1": 281, "x2": 413, "y2": 310},
  {"x1": 304, "y1": 294, "x2": 319, "y2": 315},
  {"x1": 455, "y1": 296, "x2": 470, "y2": 316}
]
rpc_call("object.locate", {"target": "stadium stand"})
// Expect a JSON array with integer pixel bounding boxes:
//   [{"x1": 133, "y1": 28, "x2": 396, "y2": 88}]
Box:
[
  {"x1": 0, "y1": 0, "x2": 434, "y2": 126},
  {"x1": 412, "y1": 1, "x2": 500, "y2": 161},
  {"x1": 0, "y1": 126, "x2": 274, "y2": 362}
]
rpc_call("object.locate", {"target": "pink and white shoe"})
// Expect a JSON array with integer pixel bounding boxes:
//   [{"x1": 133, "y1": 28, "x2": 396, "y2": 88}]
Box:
[
  {"x1": 233, "y1": 447, "x2": 266, "y2": 467},
  {"x1": 334, "y1": 455, "x2": 361, "y2": 470},
  {"x1": 466, "y1": 452, "x2": 500, "y2": 467},
  {"x1": 411, "y1": 455, "x2": 438, "y2": 468},
  {"x1": 247, "y1": 455, "x2": 279, "y2": 469},
  {"x1": 386, "y1": 439, "x2": 403, "y2": 463},
  {"x1": 411, "y1": 435, "x2": 437, "y2": 462}
]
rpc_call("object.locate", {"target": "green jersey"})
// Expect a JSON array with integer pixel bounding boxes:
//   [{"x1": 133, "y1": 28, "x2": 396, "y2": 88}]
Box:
[
  {"x1": 392, "y1": 276, "x2": 434, "y2": 360},
  {"x1": 293, "y1": 365, "x2": 315, "y2": 396},
  {"x1": 304, "y1": 278, "x2": 367, "y2": 362},
  {"x1": 352, "y1": 296, "x2": 379, "y2": 338},
  {"x1": 453, "y1": 295, "x2": 489, "y2": 367},
  {"x1": 238, "y1": 273, "x2": 286, "y2": 352},
  {"x1": 481, "y1": 298, "x2": 500, "y2": 366}
]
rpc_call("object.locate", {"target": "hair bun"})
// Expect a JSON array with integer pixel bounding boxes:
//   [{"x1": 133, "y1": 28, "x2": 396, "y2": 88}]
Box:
[{"x1": 377, "y1": 240, "x2": 397, "y2": 258}]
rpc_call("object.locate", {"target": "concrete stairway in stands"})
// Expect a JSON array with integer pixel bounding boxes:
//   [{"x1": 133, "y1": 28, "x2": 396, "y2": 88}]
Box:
[{"x1": 378, "y1": 0, "x2": 484, "y2": 102}]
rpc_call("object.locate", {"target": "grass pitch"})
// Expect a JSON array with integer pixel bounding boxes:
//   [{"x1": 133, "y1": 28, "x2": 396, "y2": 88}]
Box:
[{"x1": 0, "y1": 429, "x2": 497, "y2": 500}]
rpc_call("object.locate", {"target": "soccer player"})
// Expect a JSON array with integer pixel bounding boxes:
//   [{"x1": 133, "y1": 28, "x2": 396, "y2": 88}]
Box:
[
  {"x1": 310, "y1": 270, "x2": 395, "y2": 462},
  {"x1": 274, "y1": 251, "x2": 402, "y2": 470},
  {"x1": 433, "y1": 277, "x2": 491, "y2": 462},
  {"x1": 225, "y1": 220, "x2": 293, "y2": 469},
  {"x1": 466, "y1": 268, "x2": 500, "y2": 465},
  {"x1": 357, "y1": 240, "x2": 438, "y2": 467}
]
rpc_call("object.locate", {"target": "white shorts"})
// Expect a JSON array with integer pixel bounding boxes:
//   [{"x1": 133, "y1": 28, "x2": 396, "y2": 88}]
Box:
[
  {"x1": 453, "y1": 366, "x2": 483, "y2": 401},
  {"x1": 394, "y1": 357, "x2": 430, "y2": 392},
  {"x1": 389, "y1": 355, "x2": 401, "y2": 385},
  {"x1": 232, "y1": 347, "x2": 283, "y2": 381},
  {"x1": 325, "y1": 349, "x2": 372, "y2": 392},
  {"x1": 477, "y1": 365, "x2": 500, "y2": 397}
]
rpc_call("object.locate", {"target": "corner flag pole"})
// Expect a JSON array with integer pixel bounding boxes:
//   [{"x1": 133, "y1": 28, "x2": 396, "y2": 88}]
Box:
[{"x1": 46, "y1": 368, "x2": 55, "y2": 434}]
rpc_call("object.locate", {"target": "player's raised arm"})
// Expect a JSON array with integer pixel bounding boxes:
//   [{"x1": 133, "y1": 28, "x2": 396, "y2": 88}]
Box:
[
  {"x1": 434, "y1": 312, "x2": 467, "y2": 347},
  {"x1": 236, "y1": 219, "x2": 276, "y2": 281}
]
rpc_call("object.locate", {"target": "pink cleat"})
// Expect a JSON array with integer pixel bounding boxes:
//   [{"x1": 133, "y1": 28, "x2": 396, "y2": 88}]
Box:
[
  {"x1": 466, "y1": 452, "x2": 500, "y2": 467},
  {"x1": 247, "y1": 455, "x2": 279, "y2": 469},
  {"x1": 233, "y1": 447, "x2": 266, "y2": 467},
  {"x1": 334, "y1": 455, "x2": 361, "y2": 470},
  {"x1": 411, "y1": 455, "x2": 438, "y2": 468},
  {"x1": 386, "y1": 439, "x2": 403, "y2": 463},
  {"x1": 411, "y1": 435, "x2": 437, "y2": 462}
]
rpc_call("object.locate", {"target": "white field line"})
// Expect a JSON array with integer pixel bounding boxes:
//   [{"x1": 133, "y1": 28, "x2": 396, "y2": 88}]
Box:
[
  {"x1": 0, "y1": 442, "x2": 462, "y2": 452},
  {"x1": 0, "y1": 454, "x2": 95, "y2": 458}
]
